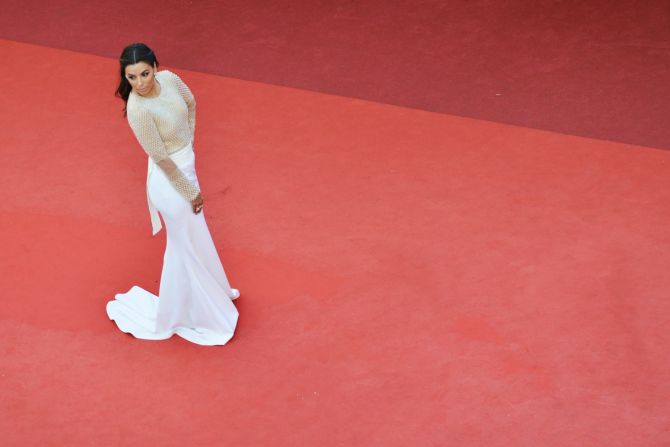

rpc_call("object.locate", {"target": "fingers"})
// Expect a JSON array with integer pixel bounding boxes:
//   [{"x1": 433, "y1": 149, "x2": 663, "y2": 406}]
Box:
[{"x1": 192, "y1": 193, "x2": 204, "y2": 214}]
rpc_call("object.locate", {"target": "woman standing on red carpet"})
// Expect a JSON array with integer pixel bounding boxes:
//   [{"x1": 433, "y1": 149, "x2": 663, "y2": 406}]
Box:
[{"x1": 106, "y1": 43, "x2": 239, "y2": 346}]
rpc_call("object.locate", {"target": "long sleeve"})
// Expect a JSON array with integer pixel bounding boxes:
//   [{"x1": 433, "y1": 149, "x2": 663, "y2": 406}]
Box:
[
  {"x1": 127, "y1": 105, "x2": 200, "y2": 202},
  {"x1": 173, "y1": 73, "x2": 196, "y2": 142}
]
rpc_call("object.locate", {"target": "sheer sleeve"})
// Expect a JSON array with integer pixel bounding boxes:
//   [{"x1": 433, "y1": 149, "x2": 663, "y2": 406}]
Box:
[
  {"x1": 172, "y1": 72, "x2": 196, "y2": 142},
  {"x1": 127, "y1": 105, "x2": 200, "y2": 202}
]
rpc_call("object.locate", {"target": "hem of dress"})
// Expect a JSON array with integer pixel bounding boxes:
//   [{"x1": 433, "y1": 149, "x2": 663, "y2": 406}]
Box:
[{"x1": 106, "y1": 286, "x2": 238, "y2": 346}]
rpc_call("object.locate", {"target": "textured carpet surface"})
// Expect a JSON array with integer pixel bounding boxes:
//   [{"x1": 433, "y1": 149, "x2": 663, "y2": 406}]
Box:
[
  {"x1": 1, "y1": 39, "x2": 669, "y2": 446},
  {"x1": 1, "y1": 0, "x2": 668, "y2": 148}
]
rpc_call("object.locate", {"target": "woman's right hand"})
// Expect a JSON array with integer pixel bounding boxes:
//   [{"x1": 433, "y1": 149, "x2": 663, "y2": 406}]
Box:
[{"x1": 191, "y1": 193, "x2": 204, "y2": 214}]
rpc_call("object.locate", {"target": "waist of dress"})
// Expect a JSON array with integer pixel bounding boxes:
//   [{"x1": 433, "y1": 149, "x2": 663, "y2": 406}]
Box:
[
  {"x1": 151, "y1": 142, "x2": 194, "y2": 168},
  {"x1": 145, "y1": 141, "x2": 195, "y2": 236}
]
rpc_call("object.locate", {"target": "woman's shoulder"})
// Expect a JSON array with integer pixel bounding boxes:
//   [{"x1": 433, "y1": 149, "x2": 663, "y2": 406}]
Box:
[
  {"x1": 127, "y1": 93, "x2": 143, "y2": 109},
  {"x1": 126, "y1": 94, "x2": 150, "y2": 120},
  {"x1": 157, "y1": 69, "x2": 182, "y2": 83}
]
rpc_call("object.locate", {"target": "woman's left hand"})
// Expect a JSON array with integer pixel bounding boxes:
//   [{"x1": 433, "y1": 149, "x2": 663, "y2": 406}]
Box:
[{"x1": 191, "y1": 193, "x2": 204, "y2": 214}]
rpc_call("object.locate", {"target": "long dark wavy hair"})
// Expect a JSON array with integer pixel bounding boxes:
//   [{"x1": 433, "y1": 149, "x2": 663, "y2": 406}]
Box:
[{"x1": 115, "y1": 43, "x2": 159, "y2": 116}]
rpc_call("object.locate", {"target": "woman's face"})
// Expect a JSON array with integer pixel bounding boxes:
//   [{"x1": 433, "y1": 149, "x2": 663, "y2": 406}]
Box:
[{"x1": 124, "y1": 61, "x2": 158, "y2": 96}]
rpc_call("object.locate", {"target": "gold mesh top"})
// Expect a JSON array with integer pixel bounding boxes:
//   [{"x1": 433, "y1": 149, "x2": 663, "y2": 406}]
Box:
[{"x1": 127, "y1": 70, "x2": 200, "y2": 201}]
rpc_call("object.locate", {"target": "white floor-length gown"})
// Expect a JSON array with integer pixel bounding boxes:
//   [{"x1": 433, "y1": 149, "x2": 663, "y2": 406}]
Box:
[{"x1": 106, "y1": 143, "x2": 239, "y2": 346}]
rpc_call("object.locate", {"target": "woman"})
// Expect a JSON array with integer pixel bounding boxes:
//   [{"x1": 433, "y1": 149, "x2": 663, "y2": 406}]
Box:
[{"x1": 106, "y1": 43, "x2": 239, "y2": 346}]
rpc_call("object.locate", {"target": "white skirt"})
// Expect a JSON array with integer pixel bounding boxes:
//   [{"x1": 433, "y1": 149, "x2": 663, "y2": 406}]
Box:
[{"x1": 106, "y1": 144, "x2": 239, "y2": 346}]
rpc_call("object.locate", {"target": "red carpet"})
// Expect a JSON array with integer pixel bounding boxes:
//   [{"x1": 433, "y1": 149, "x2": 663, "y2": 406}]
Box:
[
  {"x1": 1, "y1": 39, "x2": 669, "y2": 446},
  {"x1": 1, "y1": 0, "x2": 668, "y2": 149}
]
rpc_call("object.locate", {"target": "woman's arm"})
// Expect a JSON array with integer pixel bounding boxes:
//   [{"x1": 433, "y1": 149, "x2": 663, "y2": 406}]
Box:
[
  {"x1": 171, "y1": 71, "x2": 196, "y2": 143},
  {"x1": 127, "y1": 104, "x2": 201, "y2": 203}
]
